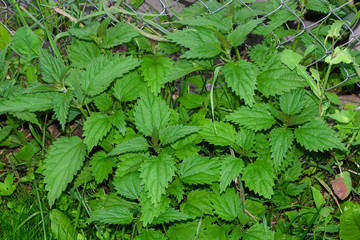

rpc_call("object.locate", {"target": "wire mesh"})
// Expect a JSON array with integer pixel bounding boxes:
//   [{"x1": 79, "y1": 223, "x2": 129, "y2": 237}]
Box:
[{"x1": 1, "y1": 0, "x2": 360, "y2": 90}]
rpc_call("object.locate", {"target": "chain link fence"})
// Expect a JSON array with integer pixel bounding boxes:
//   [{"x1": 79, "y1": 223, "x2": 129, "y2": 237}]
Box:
[{"x1": 1, "y1": 0, "x2": 360, "y2": 89}]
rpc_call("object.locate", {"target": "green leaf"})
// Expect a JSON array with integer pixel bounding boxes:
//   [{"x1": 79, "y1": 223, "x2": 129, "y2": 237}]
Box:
[
  {"x1": 12, "y1": 27, "x2": 42, "y2": 61},
  {"x1": 140, "y1": 155, "x2": 176, "y2": 204},
  {"x1": 93, "y1": 92, "x2": 112, "y2": 112},
  {"x1": 257, "y1": 54, "x2": 306, "y2": 97},
  {"x1": 113, "y1": 172, "x2": 142, "y2": 200},
  {"x1": 166, "y1": 28, "x2": 221, "y2": 59},
  {"x1": 109, "y1": 137, "x2": 149, "y2": 156},
  {"x1": 179, "y1": 156, "x2": 220, "y2": 185},
  {"x1": 179, "y1": 93, "x2": 204, "y2": 109},
  {"x1": 280, "y1": 49, "x2": 303, "y2": 70},
  {"x1": 311, "y1": 186, "x2": 326, "y2": 209},
  {"x1": 294, "y1": 120, "x2": 345, "y2": 152},
  {"x1": 178, "y1": 12, "x2": 232, "y2": 33},
  {"x1": 269, "y1": 128, "x2": 294, "y2": 170},
  {"x1": 9, "y1": 112, "x2": 40, "y2": 126},
  {"x1": 43, "y1": 136, "x2": 86, "y2": 206},
  {"x1": 101, "y1": 22, "x2": 139, "y2": 48},
  {"x1": 89, "y1": 206, "x2": 133, "y2": 225},
  {"x1": 133, "y1": 91, "x2": 171, "y2": 137},
  {"x1": 0, "y1": 47, "x2": 9, "y2": 81},
  {"x1": 53, "y1": 91, "x2": 73, "y2": 130},
  {"x1": 0, "y1": 92, "x2": 56, "y2": 114},
  {"x1": 328, "y1": 20, "x2": 346, "y2": 38},
  {"x1": 180, "y1": 189, "x2": 213, "y2": 218},
  {"x1": 0, "y1": 25, "x2": 11, "y2": 50},
  {"x1": 339, "y1": 207, "x2": 360, "y2": 240},
  {"x1": 243, "y1": 223, "x2": 275, "y2": 240},
  {"x1": 283, "y1": 160, "x2": 303, "y2": 182},
  {"x1": 279, "y1": 88, "x2": 306, "y2": 115},
  {"x1": 140, "y1": 55, "x2": 173, "y2": 94},
  {"x1": 116, "y1": 153, "x2": 147, "y2": 177},
  {"x1": 152, "y1": 207, "x2": 191, "y2": 225},
  {"x1": 69, "y1": 22, "x2": 99, "y2": 40},
  {"x1": 325, "y1": 47, "x2": 354, "y2": 65},
  {"x1": 235, "y1": 128, "x2": 256, "y2": 151},
  {"x1": 167, "y1": 221, "x2": 198, "y2": 240},
  {"x1": 83, "y1": 113, "x2": 112, "y2": 151},
  {"x1": 0, "y1": 173, "x2": 17, "y2": 196},
  {"x1": 67, "y1": 39, "x2": 100, "y2": 68},
  {"x1": 200, "y1": 121, "x2": 236, "y2": 146},
  {"x1": 159, "y1": 125, "x2": 200, "y2": 145},
  {"x1": 331, "y1": 171, "x2": 352, "y2": 200},
  {"x1": 113, "y1": 71, "x2": 146, "y2": 102},
  {"x1": 219, "y1": 156, "x2": 244, "y2": 192},
  {"x1": 136, "y1": 229, "x2": 166, "y2": 240},
  {"x1": 39, "y1": 48, "x2": 66, "y2": 84},
  {"x1": 163, "y1": 61, "x2": 199, "y2": 85},
  {"x1": 140, "y1": 195, "x2": 170, "y2": 226},
  {"x1": 82, "y1": 54, "x2": 140, "y2": 96},
  {"x1": 0, "y1": 125, "x2": 12, "y2": 143},
  {"x1": 212, "y1": 188, "x2": 244, "y2": 222},
  {"x1": 110, "y1": 110, "x2": 126, "y2": 135},
  {"x1": 242, "y1": 160, "x2": 276, "y2": 199},
  {"x1": 222, "y1": 60, "x2": 257, "y2": 106},
  {"x1": 90, "y1": 151, "x2": 117, "y2": 183},
  {"x1": 226, "y1": 104, "x2": 276, "y2": 131},
  {"x1": 50, "y1": 209, "x2": 80, "y2": 240},
  {"x1": 286, "y1": 183, "x2": 307, "y2": 196},
  {"x1": 228, "y1": 19, "x2": 263, "y2": 47}
]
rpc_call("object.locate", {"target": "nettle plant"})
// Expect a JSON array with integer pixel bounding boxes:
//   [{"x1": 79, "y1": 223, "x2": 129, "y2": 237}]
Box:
[{"x1": 1, "y1": 0, "x2": 360, "y2": 239}]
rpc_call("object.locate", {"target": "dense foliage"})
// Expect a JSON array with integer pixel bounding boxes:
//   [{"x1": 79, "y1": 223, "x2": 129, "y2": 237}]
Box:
[{"x1": 1, "y1": 0, "x2": 360, "y2": 239}]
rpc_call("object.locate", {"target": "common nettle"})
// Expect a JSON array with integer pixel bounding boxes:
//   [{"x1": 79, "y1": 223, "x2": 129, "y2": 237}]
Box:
[{"x1": 1, "y1": 0, "x2": 360, "y2": 239}]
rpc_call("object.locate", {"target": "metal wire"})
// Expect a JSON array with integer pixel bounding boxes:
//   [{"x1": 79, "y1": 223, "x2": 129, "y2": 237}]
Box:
[{"x1": 1, "y1": 0, "x2": 359, "y2": 90}]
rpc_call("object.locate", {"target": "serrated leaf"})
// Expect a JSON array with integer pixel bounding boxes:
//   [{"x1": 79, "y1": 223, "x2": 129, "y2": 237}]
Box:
[
  {"x1": 109, "y1": 137, "x2": 148, "y2": 156},
  {"x1": 283, "y1": 160, "x2": 303, "y2": 182},
  {"x1": 235, "y1": 128, "x2": 256, "y2": 151},
  {"x1": 101, "y1": 22, "x2": 139, "y2": 48},
  {"x1": 0, "y1": 92, "x2": 56, "y2": 114},
  {"x1": 167, "y1": 221, "x2": 198, "y2": 240},
  {"x1": 219, "y1": 156, "x2": 244, "y2": 192},
  {"x1": 69, "y1": 22, "x2": 99, "y2": 40},
  {"x1": 163, "y1": 61, "x2": 199, "y2": 85},
  {"x1": 116, "y1": 153, "x2": 147, "y2": 177},
  {"x1": 242, "y1": 160, "x2": 276, "y2": 199},
  {"x1": 269, "y1": 128, "x2": 294, "y2": 170},
  {"x1": 89, "y1": 206, "x2": 133, "y2": 225},
  {"x1": 159, "y1": 125, "x2": 199, "y2": 145},
  {"x1": 81, "y1": 54, "x2": 140, "y2": 96},
  {"x1": 294, "y1": 120, "x2": 345, "y2": 152},
  {"x1": 280, "y1": 49, "x2": 303, "y2": 70},
  {"x1": 110, "y1": 110, "x2": 126, "y2": 135},
  {"x1": 113, "y1": 172, "x2": 142, "y2": 200},
  {"x1": 43, "y1": 136, "x2": 86, "y2": 206},
  {"x1": 286, "y1": 183, "x2": 307, "y2": 196},
  {"x1": 243, "y1": 223, "x2": 275, "y2": 240},
  {"x1": 9, "y1": 112, "x2": 40, "y2": 126},
  {"x1": 140, "y1": 55, "x2": 173, "y2": 94},
  {"x1": 166, "y1": 28, "x2": 221, "y2": 59},
  {"x1": 74, "y1": 164, "x2": 92, "y2": 189},
  {"x1": 331, "y1": 171, "x2": 352, "y2": 200},
  {"x1": 179, "y1": 93, "x2": 204, "y2": 109},
  {"x1": 179, "y1": 156, "x2": 220, "y2": 185},
  {"x1": 257, "y1": 54, "x2": 306, "y2": 97},
  {"x1": 152, "y1": 207, "x2": 191, "y2": 225},
  {"x1": 180, "y1": 189, "x2": 213, "y2": 218},
  {"x1": 83, "y1": 112, "x2": 112, "y2": 151},
  {"x1": 39, "y1": 48, "x2": 66, "y2": 84},
  {"x1": 212, "y1": 188, "x2": 243, "y2": 222},
  {"x1": 140, "y1": 195, "x2": 170, "y2": 226},
  {"x1": 178, "y1": 12, "x2": 232, "y2": 33},
  {"x1": 90, "y1": 151, "x2": 117, "y2": 183},
  {"x1": 200, "y1": 121, "x2": 236, "y2": 146},
  {"x1": 226, "y1": 103, "x2": 275, "y2": 131},
  {"x1": 222, "y1": 60, "x2": 257, "y2": 106},
  {"x1": 113, "y1": 71, "x2": 146, "y2": 102},
  {"x1": 279, "y1": 88, "x2": 306, "y2": 115},
  {"x1": 0, "y1": 47, "x2": 9, "y2": 81},
  {"x1": 67, "y1": 38, "x2": 100, "y2": 68},
  {"x1": 133, "y1": 91, "x2": 170, "y2": 137},
  {"x1": 228, "y1": 19, "x2": 263, "y2": 47},
  {"x1": 93, "y1": 92, "x2": 112, "y2": 112},
  {"x1": 140, "y1": 155, "x2": 175, "y2": 204},
  {"x1": 53, "y1": 91, "x2": 73, "y2": 130}
]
